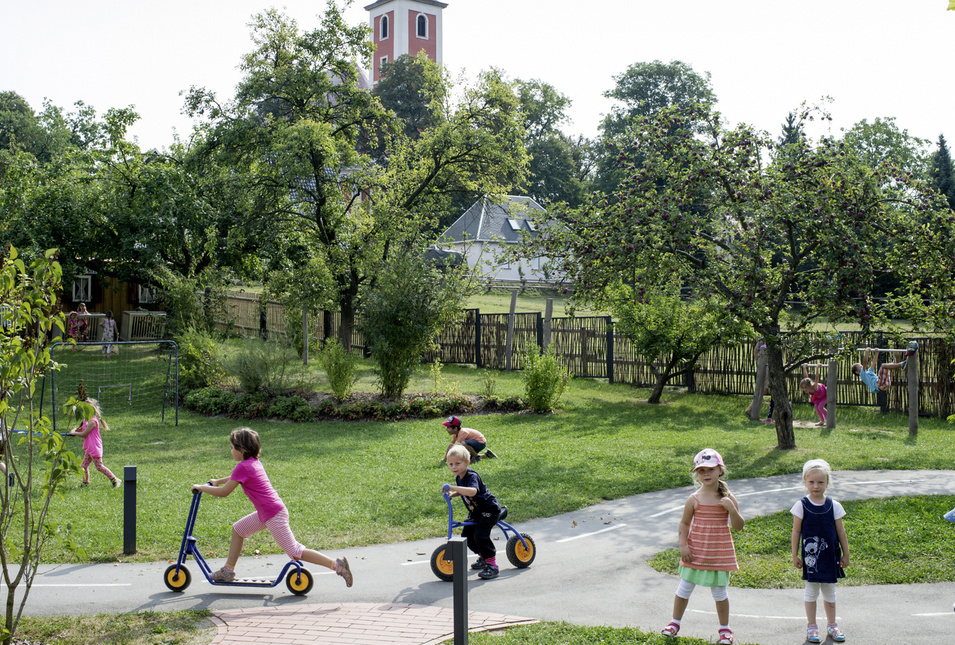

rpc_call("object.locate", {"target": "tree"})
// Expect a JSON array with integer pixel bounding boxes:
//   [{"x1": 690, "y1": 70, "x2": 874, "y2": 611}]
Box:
[
  {"x1": 591, "y1": 60, "x2": 716, "y2": 196},
  {"x1": 528, "y1": 105, "x2": 955, "y2": 450},
  {"x1": 929, "y1": 134, "x2": 955, "y2": 211},
  {"x1": 514, "y1": 78, "x2": 586, "y2": 207},
  {"x1": 841, "y1": 116, "x2": 929, "y2": 179},
  {"x1": 359, "y1": 251, "x2": 465, "y2": 398},
  {"x1": 373, "y1": 53, "x2": 447, "y2": 140},
  {"x1": 0, "y1": 246, "x2": 85, "y2": 645},
  {"x1": 779, "y1": 112, "x2": 804, "y2": 148},
  {"x1": 609, "y1": 283, "x2": 748, "y2": 404},
  {"x1": 186, "y1": 4, "x2": 527, "y2": 349}
]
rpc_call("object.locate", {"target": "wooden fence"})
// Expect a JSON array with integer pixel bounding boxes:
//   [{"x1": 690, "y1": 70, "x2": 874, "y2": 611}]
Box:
[{"x1": 216, "y1": 293, "x2": 955, "y2": 418}]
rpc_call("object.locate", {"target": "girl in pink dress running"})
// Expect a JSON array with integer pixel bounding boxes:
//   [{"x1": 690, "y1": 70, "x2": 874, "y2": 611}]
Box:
[
  {"x1": 67, "y1": 398, "x2": 120, "y2": 488},
  {"x1": 191, "y1": 427, "x2": 353, "y2": 587},
  {"x1": 661, "y1": 449, "x2": 745, "y2": 644}
]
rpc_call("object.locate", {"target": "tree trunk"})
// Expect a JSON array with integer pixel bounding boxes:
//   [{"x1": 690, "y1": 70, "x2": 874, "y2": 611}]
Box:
[{"x1": 765, "y1": 341, "x2": 796, "y2": 450}]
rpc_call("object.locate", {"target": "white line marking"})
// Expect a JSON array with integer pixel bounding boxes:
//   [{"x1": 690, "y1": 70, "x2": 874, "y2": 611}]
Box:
[
  {"x1": 913, "y1": 612, "x2": 955, "y2": 617},
  {"x1": 34, "y1": 583, "x2": 132, "y2": 587},
  {"x1": 556, "y1": 523, "x2": 627, "y2": 543}
]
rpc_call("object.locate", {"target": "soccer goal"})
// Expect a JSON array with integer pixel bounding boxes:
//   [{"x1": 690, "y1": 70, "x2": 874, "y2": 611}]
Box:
[{"x1": 44, "y1": 340, "x2": 179, "y2": 431}]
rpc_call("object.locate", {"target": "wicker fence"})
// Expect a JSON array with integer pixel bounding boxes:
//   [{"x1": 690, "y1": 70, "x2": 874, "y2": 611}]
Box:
[{"x1": 217, "y1": 293, "x2": 955, "y2": 418}]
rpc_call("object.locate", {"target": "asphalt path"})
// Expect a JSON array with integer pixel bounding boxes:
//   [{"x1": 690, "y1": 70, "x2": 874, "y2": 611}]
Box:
[{"x1": 21, "y1": 470, "x2": 955, "y2": 644}]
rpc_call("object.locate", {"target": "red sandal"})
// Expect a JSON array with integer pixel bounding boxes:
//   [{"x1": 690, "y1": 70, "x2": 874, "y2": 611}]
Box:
[
  {"x1": 718, "y1": 628, "x2": 734, "y2": 644},
  {"x1": 661, "y1": 621, "x2": 680, "y2": 637}
]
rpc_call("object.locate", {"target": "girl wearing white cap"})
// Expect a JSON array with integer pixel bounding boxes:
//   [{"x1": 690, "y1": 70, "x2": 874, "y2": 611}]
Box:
[{"x1": 661, "y1": 448, "x2": 745, "y2": 644}]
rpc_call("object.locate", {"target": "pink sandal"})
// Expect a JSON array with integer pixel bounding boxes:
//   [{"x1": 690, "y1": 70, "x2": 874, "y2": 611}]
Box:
[
  {"x1": 718, "y1": 628, "x2": 734, "y2": 644},
  {"x1": 661, "y1": 621, "x2": 680, "y2": 637}
]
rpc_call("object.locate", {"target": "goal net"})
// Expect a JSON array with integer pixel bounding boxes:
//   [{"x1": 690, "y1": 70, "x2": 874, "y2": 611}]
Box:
[{"x1": 45, "y1": 340, "x2": 179, "y2": 431}]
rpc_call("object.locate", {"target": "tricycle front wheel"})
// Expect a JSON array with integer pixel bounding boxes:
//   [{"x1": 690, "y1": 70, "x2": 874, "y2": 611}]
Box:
[
  {"x1": 506, "y1": 533, "x2": 536, "y2": 568},
  {"x1": 430, "y1": 543, "x2": 454, "y2": 582}
]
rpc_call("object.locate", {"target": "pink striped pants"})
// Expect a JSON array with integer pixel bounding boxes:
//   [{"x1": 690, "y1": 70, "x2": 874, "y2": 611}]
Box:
[{"x1": 233, "y1": 508, "x2": 305, "y2": 560}]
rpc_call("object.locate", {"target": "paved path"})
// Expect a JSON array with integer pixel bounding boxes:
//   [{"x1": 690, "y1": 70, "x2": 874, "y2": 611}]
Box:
[{"x1": 22, "y1": 470, "x2": 955, "y2": 644}]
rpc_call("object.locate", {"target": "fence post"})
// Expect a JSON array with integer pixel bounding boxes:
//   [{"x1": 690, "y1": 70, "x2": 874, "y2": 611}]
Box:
[
  {"x1": 543, "y1": 298, "x2": 553, "y2": 352},
  {"x1": 451, "y1": 536, "x2": 468, "y2": 645},
  {"x1": 536, "y1": 312, "x2": 543, "y2": 350},
  {"x1": 123, "y1": 465, "x2": 137, "y2": 555},
  {"x1": 505, "y1": 290, "x2": 517, "y2": 373},
  {"x1": 302, "y1": 310, "x2": 309, "y2": 366},
  {"x1": 474, "y1": 310, "x2": 482, "y2": 368},
  {"x1": 606, "y1": 316, "x2": 614, "y2": 384},
  {"x1": 826, "y1": 360, "x2": 837, "y2": 428}
]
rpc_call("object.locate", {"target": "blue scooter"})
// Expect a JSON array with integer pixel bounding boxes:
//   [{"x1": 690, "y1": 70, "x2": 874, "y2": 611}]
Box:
[
  {"x1": 430, "y1": 484, "x2": 537, "y2": 581},
  {"x1": 163, "y1": 487, "x2": 314, "y2": 595}
]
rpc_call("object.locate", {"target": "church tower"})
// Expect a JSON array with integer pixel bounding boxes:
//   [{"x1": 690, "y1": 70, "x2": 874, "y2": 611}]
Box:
[{"x1": 364, "y1": 0, "x2": 447, "y2": 85}]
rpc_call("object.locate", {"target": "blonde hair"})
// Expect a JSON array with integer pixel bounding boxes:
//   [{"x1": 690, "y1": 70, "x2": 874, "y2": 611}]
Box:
[
  {"x1": 446, "y1": 445, "x2": 471, "y2": 463},
  {"x1": 802, "y1": 458, "x2": 831, "y2": 484},
  {"x1": 692, "y1": 464, "x2": 730, "y2": 498}
]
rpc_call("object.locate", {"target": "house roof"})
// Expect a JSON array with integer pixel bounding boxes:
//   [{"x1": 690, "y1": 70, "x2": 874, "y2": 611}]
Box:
[{"x1": 440, "y1": 195, "x2": 545, "y2": 244}]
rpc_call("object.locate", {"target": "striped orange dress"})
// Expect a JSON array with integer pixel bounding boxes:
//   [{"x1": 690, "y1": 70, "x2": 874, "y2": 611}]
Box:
[{"x1": 678, "y1": 494, "x2": 738, "y2": 585}]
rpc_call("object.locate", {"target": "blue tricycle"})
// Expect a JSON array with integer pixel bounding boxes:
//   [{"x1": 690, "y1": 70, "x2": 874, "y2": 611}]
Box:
[
  {"x1": 430, "y1": 484, "x2": 537, "y2": 581},
  {"x1": 163, "y1": 487, "x2": 314, "y2": 595}
]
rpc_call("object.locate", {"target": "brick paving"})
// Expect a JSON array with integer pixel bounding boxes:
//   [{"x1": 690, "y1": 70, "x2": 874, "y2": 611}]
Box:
[{"x1": 209, "y1": 602, "x2": 538, "y2": 645}]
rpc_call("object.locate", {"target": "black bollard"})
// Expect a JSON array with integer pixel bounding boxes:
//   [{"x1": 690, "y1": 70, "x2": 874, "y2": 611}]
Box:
[
  {"x1": 451, "y1": 536, "x2": 468, "y2": 644},
  {"x1": 123, "y1": 465, "x2": 136, "y2": 555}
]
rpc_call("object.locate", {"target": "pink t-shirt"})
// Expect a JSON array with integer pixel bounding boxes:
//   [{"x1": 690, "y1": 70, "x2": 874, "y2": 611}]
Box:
[
  {"x1": 230, "y1": 457, "x2": 286, "y2": 522},
  {"x1": 81, "y1": 418, "x2": 104, "y2": 458}
]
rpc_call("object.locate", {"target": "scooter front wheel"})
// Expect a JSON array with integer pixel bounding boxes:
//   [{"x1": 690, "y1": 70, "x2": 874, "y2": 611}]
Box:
[
  {"x1": 285, "y1": 567, "x2": 314, "y2": 595},
  {"x1": 430, "y1": 543, "x2": 454, "y2": 582},
  {"x1": 163, "y1": 564, "x2": 192, "y2": 592}
]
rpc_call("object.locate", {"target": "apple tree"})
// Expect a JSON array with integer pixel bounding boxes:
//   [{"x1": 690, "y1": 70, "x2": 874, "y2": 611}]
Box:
[{"x1": 529, "y1": 104, "x2": 955, "y2": 449}]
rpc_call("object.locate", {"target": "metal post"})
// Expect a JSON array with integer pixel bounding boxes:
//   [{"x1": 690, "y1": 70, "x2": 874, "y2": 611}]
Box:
[
  {"x1": 606, "y1": 316, "x2": 614, "y2": 385},
  {"x1": 303, "y1": 310, "x2": 309, "y2": 366},
  {"x1": 474, "y1": 310, "x2": 482, "y2": 368},
  {"x1": 451, "y1": 536, "x2": 468, "y2": 645},
  {"x1": 123, "y1": 465, "x2": 137, "y2": 555}
]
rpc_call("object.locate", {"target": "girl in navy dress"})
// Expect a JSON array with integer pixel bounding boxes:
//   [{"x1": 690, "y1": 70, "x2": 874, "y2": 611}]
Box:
[{"x1": 791, "y1": 459, "x2": 849, "y2": 643}]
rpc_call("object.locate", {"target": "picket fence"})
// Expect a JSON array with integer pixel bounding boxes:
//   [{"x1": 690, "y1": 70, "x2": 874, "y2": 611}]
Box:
[{"x1": 217, "y1": 292, "x2": 955, "y2": 419}]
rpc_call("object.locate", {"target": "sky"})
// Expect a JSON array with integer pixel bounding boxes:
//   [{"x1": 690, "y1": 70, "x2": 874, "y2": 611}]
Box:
[{"x1": 3, "y1": 0, "x2": 953, "y2": 153}]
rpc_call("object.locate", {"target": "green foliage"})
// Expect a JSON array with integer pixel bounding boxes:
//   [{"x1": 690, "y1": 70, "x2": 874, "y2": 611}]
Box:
[
  {"x1": 360, "y1": 252, "x2": 466, "y2": 399},
  {"x1": 223, "y1": 339, "x2": 307, "y2": 395},
  {"x1": 481, "y1": 370, "x2": 498, "y2": 398},
  {"x1": 183, "y1": 386, "x2": 236, "y2": 416},
  {"x1": 609, "y1": 282, "x2": 748, "y2": 403},
  {"x1": 930, "y1": 133, "x2": 955, "y2": 211},
  {"x1": 175, "y1": 325, "x2": 225, "y2": 392},
  {"x1": 267, "y1": 395, "x2": 314, "y2": 422},
  {"x1": 520, "y1": 344, "x2": 570, "y2": 413},
  {"x1": 0, "y1": 246, "x2": 84, "y2": 643},
  {"x1": 320, "y1": 338, "x2": 358, "y2": 403}
]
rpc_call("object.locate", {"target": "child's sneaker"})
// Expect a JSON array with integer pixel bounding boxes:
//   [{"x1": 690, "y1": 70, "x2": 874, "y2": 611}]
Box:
[
  {"x1": 210, "y1": 566, "x2": 235, "y2": 582},
  {"x1": 478, "y1": 563, "x2": 499, "y2": 579},
  {"x1": 79, "y1": 481, "x2": 89, "y2": 488},
  {"x1": 470, "y1": 556, "x2": 486, "y2": 570},
  {"x1": 717, "y1": 627, "x2": 734, "y2": 644},
  {"x1": 660, "y1": 621, "x2": 680, "y2": 637},
  {"x1": 827, "y1": 623, "x2": 845, "y2": 642},
  {"x1": 111, "y1": 477, "x2": 121, "y2": 488},
  {"x1": 335, "y1": 557, "x2": 353, "y2": 587},
  {"x1": 484, "y1": 449, "x2": 497, "y2": 459},
  {"x1": 806, "y1": 624, "x2": 821, "y2": 643}
]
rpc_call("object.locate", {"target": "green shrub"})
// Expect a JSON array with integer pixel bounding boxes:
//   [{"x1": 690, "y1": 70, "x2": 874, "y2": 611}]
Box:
[
  {"x1": 360, "y1": 251, "x2": 465, "y2": 399},
  {"x1": 228, "y1": 391, "x2": 272, "y2": 418},
  {"x1": 176, "y1": 325, "x2": 225, "y2": 392},
  {"x1": 480, "y1": 370, "x2": 498, "y2": 399},
  {"x1": 223, "y1": 340, "x2": 307, "y2": 394},
  {"x1": 520, "y1": 344, "x2": 570, "y2": 413},
  {"x1": 183, "y1": 387, "x2": 236, "y2": 415},
  {"x1": 268, "y1": 395, "x2": 314, "y2": 422},
  {"x1": 320, "y1": 339, "x2": 358, "y2": 403}
]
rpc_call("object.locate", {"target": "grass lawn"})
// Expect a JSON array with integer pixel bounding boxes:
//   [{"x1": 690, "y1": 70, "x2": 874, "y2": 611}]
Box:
[{"x1": 31, "y1": 361, "x2": 955, "y2": 564}]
